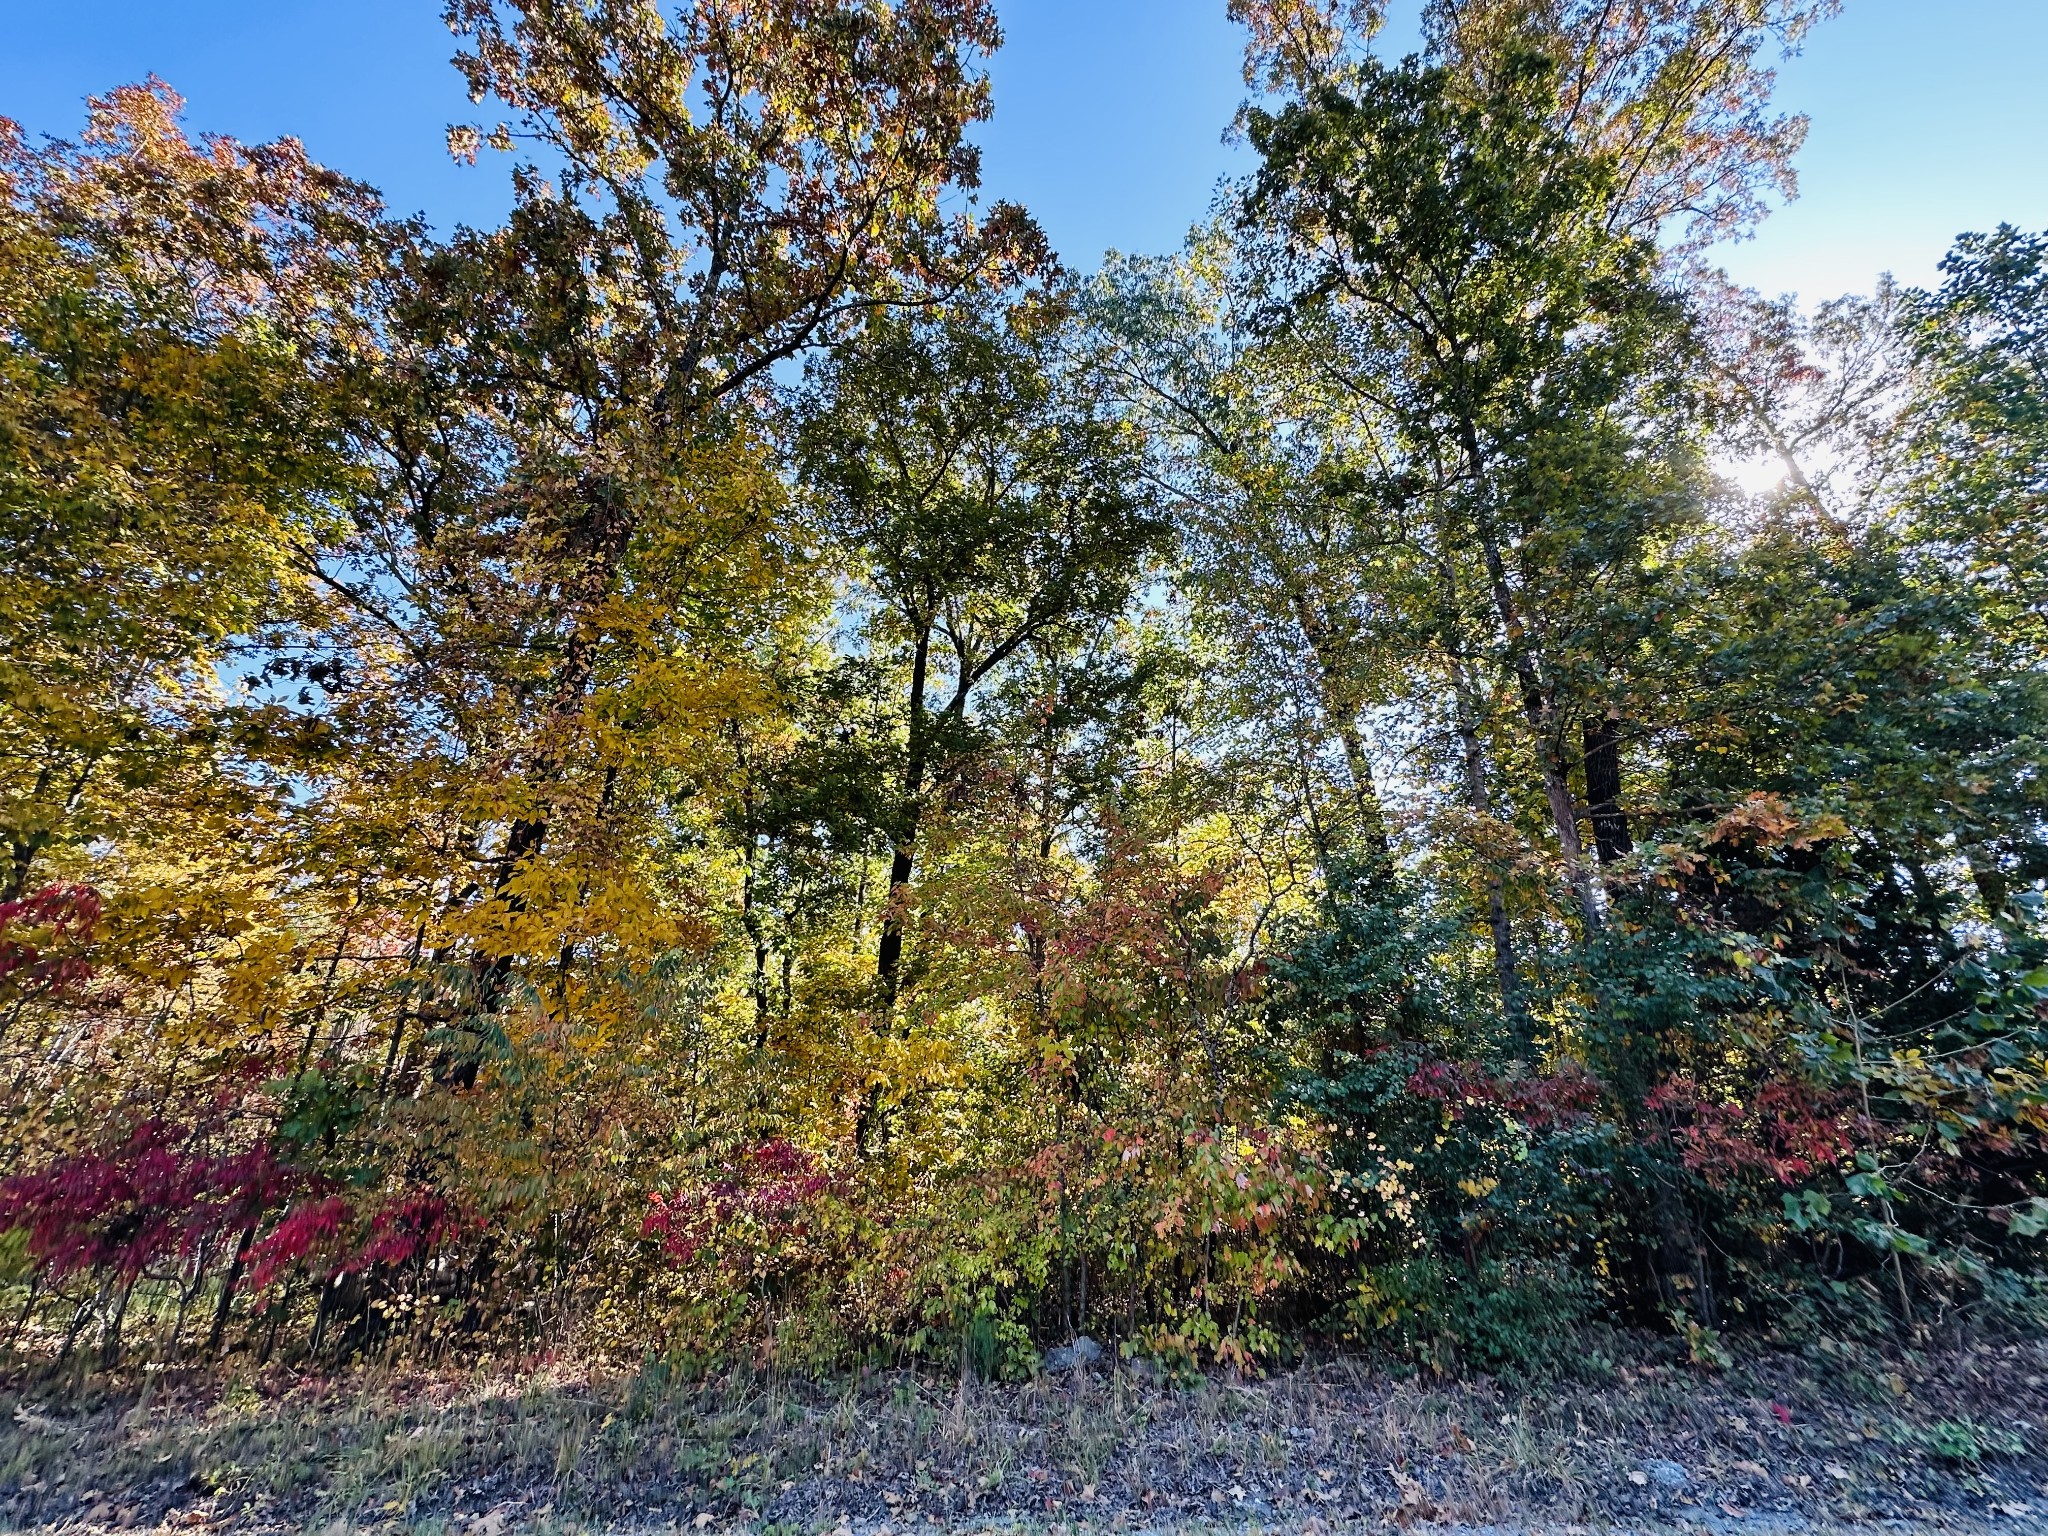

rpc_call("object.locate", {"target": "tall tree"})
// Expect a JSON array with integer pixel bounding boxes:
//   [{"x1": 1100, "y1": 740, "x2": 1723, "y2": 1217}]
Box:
[
  {"x1": 0, "y1": 82, "x2": 389, "y2": 899},
  {"x1": 1245, "y1": 51, "x2": 1693, "y2": 935},
  {"x1": 1424, "y1": 0, "x2": 1840, "y2": 246},
  {"x1": 796, "y1": 296, "x2": 1163, "y2": 997},
  {"x1": 1084, "y1": 245, "x2": 1406, "y2": 870},
  {"x1": 431, "y1": 0, "x2": 1042, "y2": 972}
]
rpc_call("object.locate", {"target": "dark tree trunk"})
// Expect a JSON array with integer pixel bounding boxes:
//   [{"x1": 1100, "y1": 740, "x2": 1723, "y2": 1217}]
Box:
[
  {"x1": 1649, "y1": 1166, "x2": 1714, "y2": 1327},
  {"x1": 1337, "y1": 722, "x2": 1394, "y2": 868},
  {"x1": 207, "y1": 1223, "x2": 255, "y2": 1354},
  {"x1": 98, "y1": 1278, "x2": 133, "y2": 1370},
  {"x1": 739, "y1": 769, "x2": 772, "y2": 1045},
  {"x1": 877, "y1": 624, "x2": 932, "y2": 997},
  {"x1": 467, "y1": 473, "x2": 638, "y2": 1042},
  {"x1": 875, "y1": 842, "x2": 918, "y2": 990},
  {"x1": 1289, "y1": 589, "x2": 1394, "y2": 871},
  {"x1": 1583, "y1": 712, "x2": 1635, "y2": 865},
  {"x1": 1967, "y1": 846, "x2": 2012, "y2": 920}
]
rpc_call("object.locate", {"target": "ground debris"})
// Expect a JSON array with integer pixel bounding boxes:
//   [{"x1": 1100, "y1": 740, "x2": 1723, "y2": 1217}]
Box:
[{"x1": 2, "y1": 1334, "x2": 2045, "y2": 1534}]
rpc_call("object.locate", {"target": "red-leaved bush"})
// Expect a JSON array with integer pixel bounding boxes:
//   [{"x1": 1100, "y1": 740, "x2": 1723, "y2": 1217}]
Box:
[
  {"x1": 1648, "y1": 1074, "x2": 1863, "y2": 1187},
  {"x1": 644, "y1": 1139, "x2": 832, "y2": 1268},
  {"x1": 0, "y1": 883, "x2": 101, "y2": 999},
  {"x1": 1408, "y1": 1059, "x2": 1605, "y2": 1131},
  {"x1": 0, "y1": 1117, "x2": 307, "y2": 1283},
  {"x1": 245, "y1": 1187, "x2": 464, "y2": 1291},
  {"x1": 0, "y1": 1113, "x2": 465, "y2": 1295}
]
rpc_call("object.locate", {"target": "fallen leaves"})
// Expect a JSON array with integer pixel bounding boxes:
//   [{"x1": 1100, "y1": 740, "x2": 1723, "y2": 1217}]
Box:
[{"x1": 1385, "y1": 1465, "x2": 1443, "y2": 1526}]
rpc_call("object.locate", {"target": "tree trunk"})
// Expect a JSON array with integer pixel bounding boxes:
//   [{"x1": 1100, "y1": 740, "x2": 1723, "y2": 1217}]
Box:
[
  {"x1": 1289, "y1": 589, "x2": 1394, "y2": 870},
  {"x1": 1583, "y1": 712, "x2": 1635, "y2": 865},
  {"x1": 877, "y1": 624, "x2": 932, "y2": 996},
  {"x1": 1649, "y1": 1163, "x2": 1714, "y2": 1326},
  {"x1": 1337, "y1": 722, "x2": 1393, "y2": 867},
  {"x1": 208, "y1": 1224, "x2": 255, "y2": 1355},
  {"x1": 98, "y1": 1276, "x2": 134, "y2": 1370},
  {"x1": 1448, "y1": 654, "x2": 1525, "y2": 1038},
  {"x1": 1457, "y1": 419, "x2": 1604, "y2": 933},
  {"x1": 739, "y1": 771, "x2": 772, "y2": 1045},
  {"x1": 1967, "y1": 846, "x2": 2012, "y2": 921},
  {"x1": 470, "y1": 473, "x2": 637, "y2": 1032}
]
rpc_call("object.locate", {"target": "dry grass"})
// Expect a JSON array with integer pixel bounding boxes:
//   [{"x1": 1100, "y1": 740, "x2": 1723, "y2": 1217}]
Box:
[{"x1": 2, "y1": 1334, "x2": 2044, "y2": 1533}]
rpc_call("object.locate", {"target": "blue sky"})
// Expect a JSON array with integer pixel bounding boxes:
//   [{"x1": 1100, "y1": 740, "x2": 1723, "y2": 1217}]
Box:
[{"x1": 2, "y1": 0, "x2": 2042, "y2": 303}]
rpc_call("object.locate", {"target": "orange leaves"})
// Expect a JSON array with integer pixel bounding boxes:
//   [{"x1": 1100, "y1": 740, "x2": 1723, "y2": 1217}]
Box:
[
  {"x1": 443, "y1": 0, "x2": 1034, "y2": 417},
  {"x1": 1656, "y1": 791, "x2": 1854, "y2": 876},
  {"x1": 1707, "y1": 792, "x2": 1851, "y2": 851},
  {"x1": 1033, "y1": 820, "x2": 1243, "y2": 1048}
]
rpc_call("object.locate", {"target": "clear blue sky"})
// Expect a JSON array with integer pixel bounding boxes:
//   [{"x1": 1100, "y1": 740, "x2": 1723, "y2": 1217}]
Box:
[{"x1": 1, "y1": 0, "x2": 2042, "y2": 302}]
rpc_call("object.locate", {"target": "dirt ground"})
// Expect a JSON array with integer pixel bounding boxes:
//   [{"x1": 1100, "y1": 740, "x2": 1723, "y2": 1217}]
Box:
[{"x1": 3, "y1": 1333, "x2": 2045, "y2": 1534}]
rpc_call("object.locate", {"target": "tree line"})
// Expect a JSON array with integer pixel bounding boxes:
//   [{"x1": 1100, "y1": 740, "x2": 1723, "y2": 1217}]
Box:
[{"x1": 3, "y1": 0, "x2": 2046, "y2": 1377}]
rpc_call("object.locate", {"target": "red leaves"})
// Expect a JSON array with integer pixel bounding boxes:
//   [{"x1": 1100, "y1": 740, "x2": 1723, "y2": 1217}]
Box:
[
  {"x1": 0, "y1": 1109, "x2": 463, "y2": 1294},
  {"x1": 0, "y1": 883, "x2": 101, "y2": 999},
  {"x1": 0, "y1": 1118, "x2": 296, "y2": 1283},
  {"x1": 355, "y1": 1190, "x2": 460, "y2": 1273},
  {"x1": 644, "y1": 1139, "x2": 831, "y2": 1269},
  {"x1": 247, "y1": 1196, "x2": 351, "y2": 1291},
  {"x1": 248, "y1": 1188, "x2": 463, "y2": 1292},
  {"x1": 1407, "y1": 1059, "x2": 1603, "y2": 1131},
  {"x1": 1649, "y1": 1074, "x2": 1861, "y2": 1187}
]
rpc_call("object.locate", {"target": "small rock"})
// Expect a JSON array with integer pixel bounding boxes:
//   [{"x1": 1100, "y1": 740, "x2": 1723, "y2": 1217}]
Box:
[
  {"x1": 1640, "y1": 1459, "x2": 1691, "y2": 1491},
  {"x1": 1043, "y1": 1336, "x2": 1105, "y2": 1372}
]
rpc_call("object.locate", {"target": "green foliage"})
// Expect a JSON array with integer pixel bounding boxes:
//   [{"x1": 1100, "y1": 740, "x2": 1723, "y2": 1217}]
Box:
[
  {"x1": 1919, "y1": 1417, "x2": 2028, "y2": 1467},
  {"x1": 1339, "y1": 1256, "x2": 1596, "y2": 1377}
]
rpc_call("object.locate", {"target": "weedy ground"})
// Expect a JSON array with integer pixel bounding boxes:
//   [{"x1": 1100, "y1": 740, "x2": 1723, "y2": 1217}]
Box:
[{"x1": 1, "y1": 1333, "x2": 2044, "y2": 1534}]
